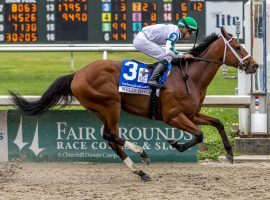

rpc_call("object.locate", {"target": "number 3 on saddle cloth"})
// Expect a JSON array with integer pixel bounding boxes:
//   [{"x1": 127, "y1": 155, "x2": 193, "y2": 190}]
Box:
[{"x1": 119, "y1": 59, "x2": 171, "y2": 96}]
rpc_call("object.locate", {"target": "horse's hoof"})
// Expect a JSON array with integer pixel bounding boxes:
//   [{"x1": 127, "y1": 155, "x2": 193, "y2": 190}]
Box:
[
  {"x1": 141, "y1": 151, "x2": 150, "y2": 165},
  {"x1": 226, "y1": 154, "x2": 234, "y2": 164},
  {"x1": 141, "y1": 157, "x2": 150, "y2": 165},
  {"x1": 141, "y1": 174, "x2": 152, "y2": 182},
  {"x1": 138, "y1": 170, "x2": 151, "y2": 182}
]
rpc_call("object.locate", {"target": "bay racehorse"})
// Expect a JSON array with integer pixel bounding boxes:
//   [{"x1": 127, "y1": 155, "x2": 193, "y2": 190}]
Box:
[{"x1": 10, "y1": 27, "x2": 258, "y2": 181}]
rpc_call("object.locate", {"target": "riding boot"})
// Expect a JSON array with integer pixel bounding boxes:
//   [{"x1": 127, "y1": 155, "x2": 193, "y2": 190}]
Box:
[{"x1": 148, "y1": 60, "x2": 168, "y2": 88}]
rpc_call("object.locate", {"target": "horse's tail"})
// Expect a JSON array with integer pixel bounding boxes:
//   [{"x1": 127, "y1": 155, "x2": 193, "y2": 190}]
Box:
[{"x1": 9, "y1": 73, "x2": 75, "y2": 116}]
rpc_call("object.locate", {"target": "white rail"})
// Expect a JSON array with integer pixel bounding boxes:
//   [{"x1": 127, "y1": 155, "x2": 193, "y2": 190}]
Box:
[
  {"x1": 0, "y1": 95, "x2": 251, "y2": 108},
  {"x1": 0, "y1": 44, "x2": 194, "y2": 52},
  {"x1": 0, "y1": 44, "x2": 195, "y2": 70},
  {"x1": 0, "y1": 44, "x2": 245, "y2": 52}
]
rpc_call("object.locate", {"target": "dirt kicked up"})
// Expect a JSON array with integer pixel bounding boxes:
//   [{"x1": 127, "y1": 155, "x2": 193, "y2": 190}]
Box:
[{"x1": 0, "y1": 161, "x2": 270, "y2": 200}]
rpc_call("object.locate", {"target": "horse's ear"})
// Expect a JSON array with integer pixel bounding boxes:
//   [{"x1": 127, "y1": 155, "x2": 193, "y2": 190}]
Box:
[{"x1": 221, "y1": 26, "x2": 230, "y2": 38}]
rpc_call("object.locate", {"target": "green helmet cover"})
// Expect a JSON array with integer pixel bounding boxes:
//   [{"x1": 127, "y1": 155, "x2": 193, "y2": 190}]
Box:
[{"x1": 178, "y1": 17, "x2": 198, "y2": 31}]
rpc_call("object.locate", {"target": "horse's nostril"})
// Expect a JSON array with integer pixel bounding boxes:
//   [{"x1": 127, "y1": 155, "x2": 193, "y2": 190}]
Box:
[{"x1": 253, "y1": 64, "x2": 259, "y2": 69}]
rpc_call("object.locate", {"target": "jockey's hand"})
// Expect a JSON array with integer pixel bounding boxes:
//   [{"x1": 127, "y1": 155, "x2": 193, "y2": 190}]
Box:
[{"x1": 182, "y1": 54, "x2": 193, "y2": 59}]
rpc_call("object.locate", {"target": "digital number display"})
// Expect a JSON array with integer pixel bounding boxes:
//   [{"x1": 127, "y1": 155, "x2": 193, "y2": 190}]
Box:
[
  {"x1": 4, "y1": 1, "x2": 37, "y2": 42},
  {"x1": 0, "y1": 0, "x2": 246, "y2": 44},
  {"x1": 173, "y1": 0, "x2": 204, "y2": 20},
  {"x1": 102, "y1": 0, "x2": 127, "y2": 42},
  {"x1": 55, "y1": 0, "x2": 88, "y2": 41}
]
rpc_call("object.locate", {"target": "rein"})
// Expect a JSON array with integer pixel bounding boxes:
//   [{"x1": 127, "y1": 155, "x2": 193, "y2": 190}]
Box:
[
  {"x1": 179, "y1": 55, "x2": 225, "y2": 96},
  {"x1": 191, "y1": 56, "x2": 224, "y2": 65}
]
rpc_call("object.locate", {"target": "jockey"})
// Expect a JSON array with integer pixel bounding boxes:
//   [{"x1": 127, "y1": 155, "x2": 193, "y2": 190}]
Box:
[{"x1": 133, "y1": 16, "x2": 198, "y2": 88}]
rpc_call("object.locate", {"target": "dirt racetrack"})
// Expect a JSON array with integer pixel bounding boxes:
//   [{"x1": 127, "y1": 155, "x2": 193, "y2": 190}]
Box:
[{"x1": 0, "y1": 161, "x2": 270, "y2": 200}]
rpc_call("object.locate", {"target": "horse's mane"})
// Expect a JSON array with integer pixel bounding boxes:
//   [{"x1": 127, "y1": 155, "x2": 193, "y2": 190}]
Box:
[
  {"x1": 188, "y1": 33, "x2": 219, "y2": 57},
  {"x1": 171, "y1": 33, "x2": 219, "y2": 66}
]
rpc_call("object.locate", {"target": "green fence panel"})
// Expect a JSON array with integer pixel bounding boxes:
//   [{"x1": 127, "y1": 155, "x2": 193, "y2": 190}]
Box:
[{"x1": 8, "y1": 110, "x2": 197, "y2": 162}]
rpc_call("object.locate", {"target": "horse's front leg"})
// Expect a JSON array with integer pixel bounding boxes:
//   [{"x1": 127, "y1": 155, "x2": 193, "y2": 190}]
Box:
[
  {"x1": 191, "y1": 113, "x2": 233, "y2": 163},
  {"x1": 165, "y1": 112, "x2": 204, "y2": 152}
]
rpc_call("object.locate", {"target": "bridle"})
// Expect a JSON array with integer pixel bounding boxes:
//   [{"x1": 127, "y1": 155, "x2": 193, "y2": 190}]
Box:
[
  {"x1": 180, "y1": 32, "x2": 252, "y2": 96},
  {"x1": 221, "y1": 34, "x2": 251, "y2": 71},
  {"x1": 192, "y1": 34, "x2": 251, "y2": 71}
]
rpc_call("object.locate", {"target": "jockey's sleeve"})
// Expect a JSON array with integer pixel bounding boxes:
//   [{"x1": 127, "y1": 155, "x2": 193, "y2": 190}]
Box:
[{"x1": 165, "y1": 32, "x2": 183, "y2": 58}]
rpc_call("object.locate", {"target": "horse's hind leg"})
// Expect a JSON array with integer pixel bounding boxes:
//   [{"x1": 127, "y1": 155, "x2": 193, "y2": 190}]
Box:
[
  {"x1": 104, "y1": 131, "x2": 150, "y2": 165},
  {"x1": 102, "y1": 104, "x2": 151, "y2": 181},
  {"x1": 71, "y1": 74, "x2": 150, "y2": 180},
  {"x1": 108, "y1": 142, "x2": 151, "y2": 181},
  {"x1": 101, "y1": 104, "x2": 150, "y2": 164}
]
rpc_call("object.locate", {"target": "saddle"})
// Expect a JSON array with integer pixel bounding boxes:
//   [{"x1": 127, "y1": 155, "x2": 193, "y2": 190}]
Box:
[
  {"x1": 119, "y1": 59, "x2": 191, "y2": 120},
  {"x1": 129, "y1": 59, "x2": 191, "y2": 119}
]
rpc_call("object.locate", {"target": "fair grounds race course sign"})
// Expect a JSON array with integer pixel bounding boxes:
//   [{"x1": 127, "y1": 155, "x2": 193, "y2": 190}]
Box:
[{"x1": 0, "y1": 110, "x2": 197, "y2": 162}]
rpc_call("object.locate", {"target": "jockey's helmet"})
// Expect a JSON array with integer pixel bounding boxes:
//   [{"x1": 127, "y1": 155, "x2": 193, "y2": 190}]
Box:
[{"x1": 178, "y1": 17, "x2": 198, "y2": 31}]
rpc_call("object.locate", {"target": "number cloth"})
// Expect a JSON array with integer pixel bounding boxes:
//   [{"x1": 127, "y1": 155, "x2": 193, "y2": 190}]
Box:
[{"x1": 119, "y1": 60, "x2": 171, "y2": 95}]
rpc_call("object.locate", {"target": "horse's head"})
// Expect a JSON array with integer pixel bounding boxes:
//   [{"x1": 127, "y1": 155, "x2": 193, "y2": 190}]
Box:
[{"x1": 220, "y1": 27, "x2": 258, "y2": 74}]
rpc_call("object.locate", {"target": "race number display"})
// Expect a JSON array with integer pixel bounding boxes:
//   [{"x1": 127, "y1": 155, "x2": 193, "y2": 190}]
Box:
[{"x1": 0, "y1": 0, "x2": 247, "y2": 44}]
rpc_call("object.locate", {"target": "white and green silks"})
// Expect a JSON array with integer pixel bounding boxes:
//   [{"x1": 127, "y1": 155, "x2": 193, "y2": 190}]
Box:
[{"x1": 133, "y1": 24, "x2": 183, "y2": 63}]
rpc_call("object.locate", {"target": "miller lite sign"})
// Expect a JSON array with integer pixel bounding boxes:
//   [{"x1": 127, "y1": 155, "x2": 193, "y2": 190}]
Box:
[{"x1": 206, "y1": 1, "x2": 244, "y2": 39}]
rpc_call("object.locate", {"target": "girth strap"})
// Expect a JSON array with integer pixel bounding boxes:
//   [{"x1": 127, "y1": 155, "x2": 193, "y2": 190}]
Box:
[{"x1": 149, "y1": 88, "x2": 158, "y2": 120}]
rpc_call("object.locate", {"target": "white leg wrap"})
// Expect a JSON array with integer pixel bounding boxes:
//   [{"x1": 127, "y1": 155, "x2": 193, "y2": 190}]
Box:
[
  {"x1": 123, "y1": 157, "x2": 137, "y2": 173},
  {"x1": 124, "y1": 141, "x2": 143, "y2": 154}
]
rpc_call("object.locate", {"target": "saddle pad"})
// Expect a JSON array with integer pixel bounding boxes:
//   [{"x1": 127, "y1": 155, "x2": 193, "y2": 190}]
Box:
[{"x1": 119, "y1": 60, "x2": 170, "y2": 95}]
